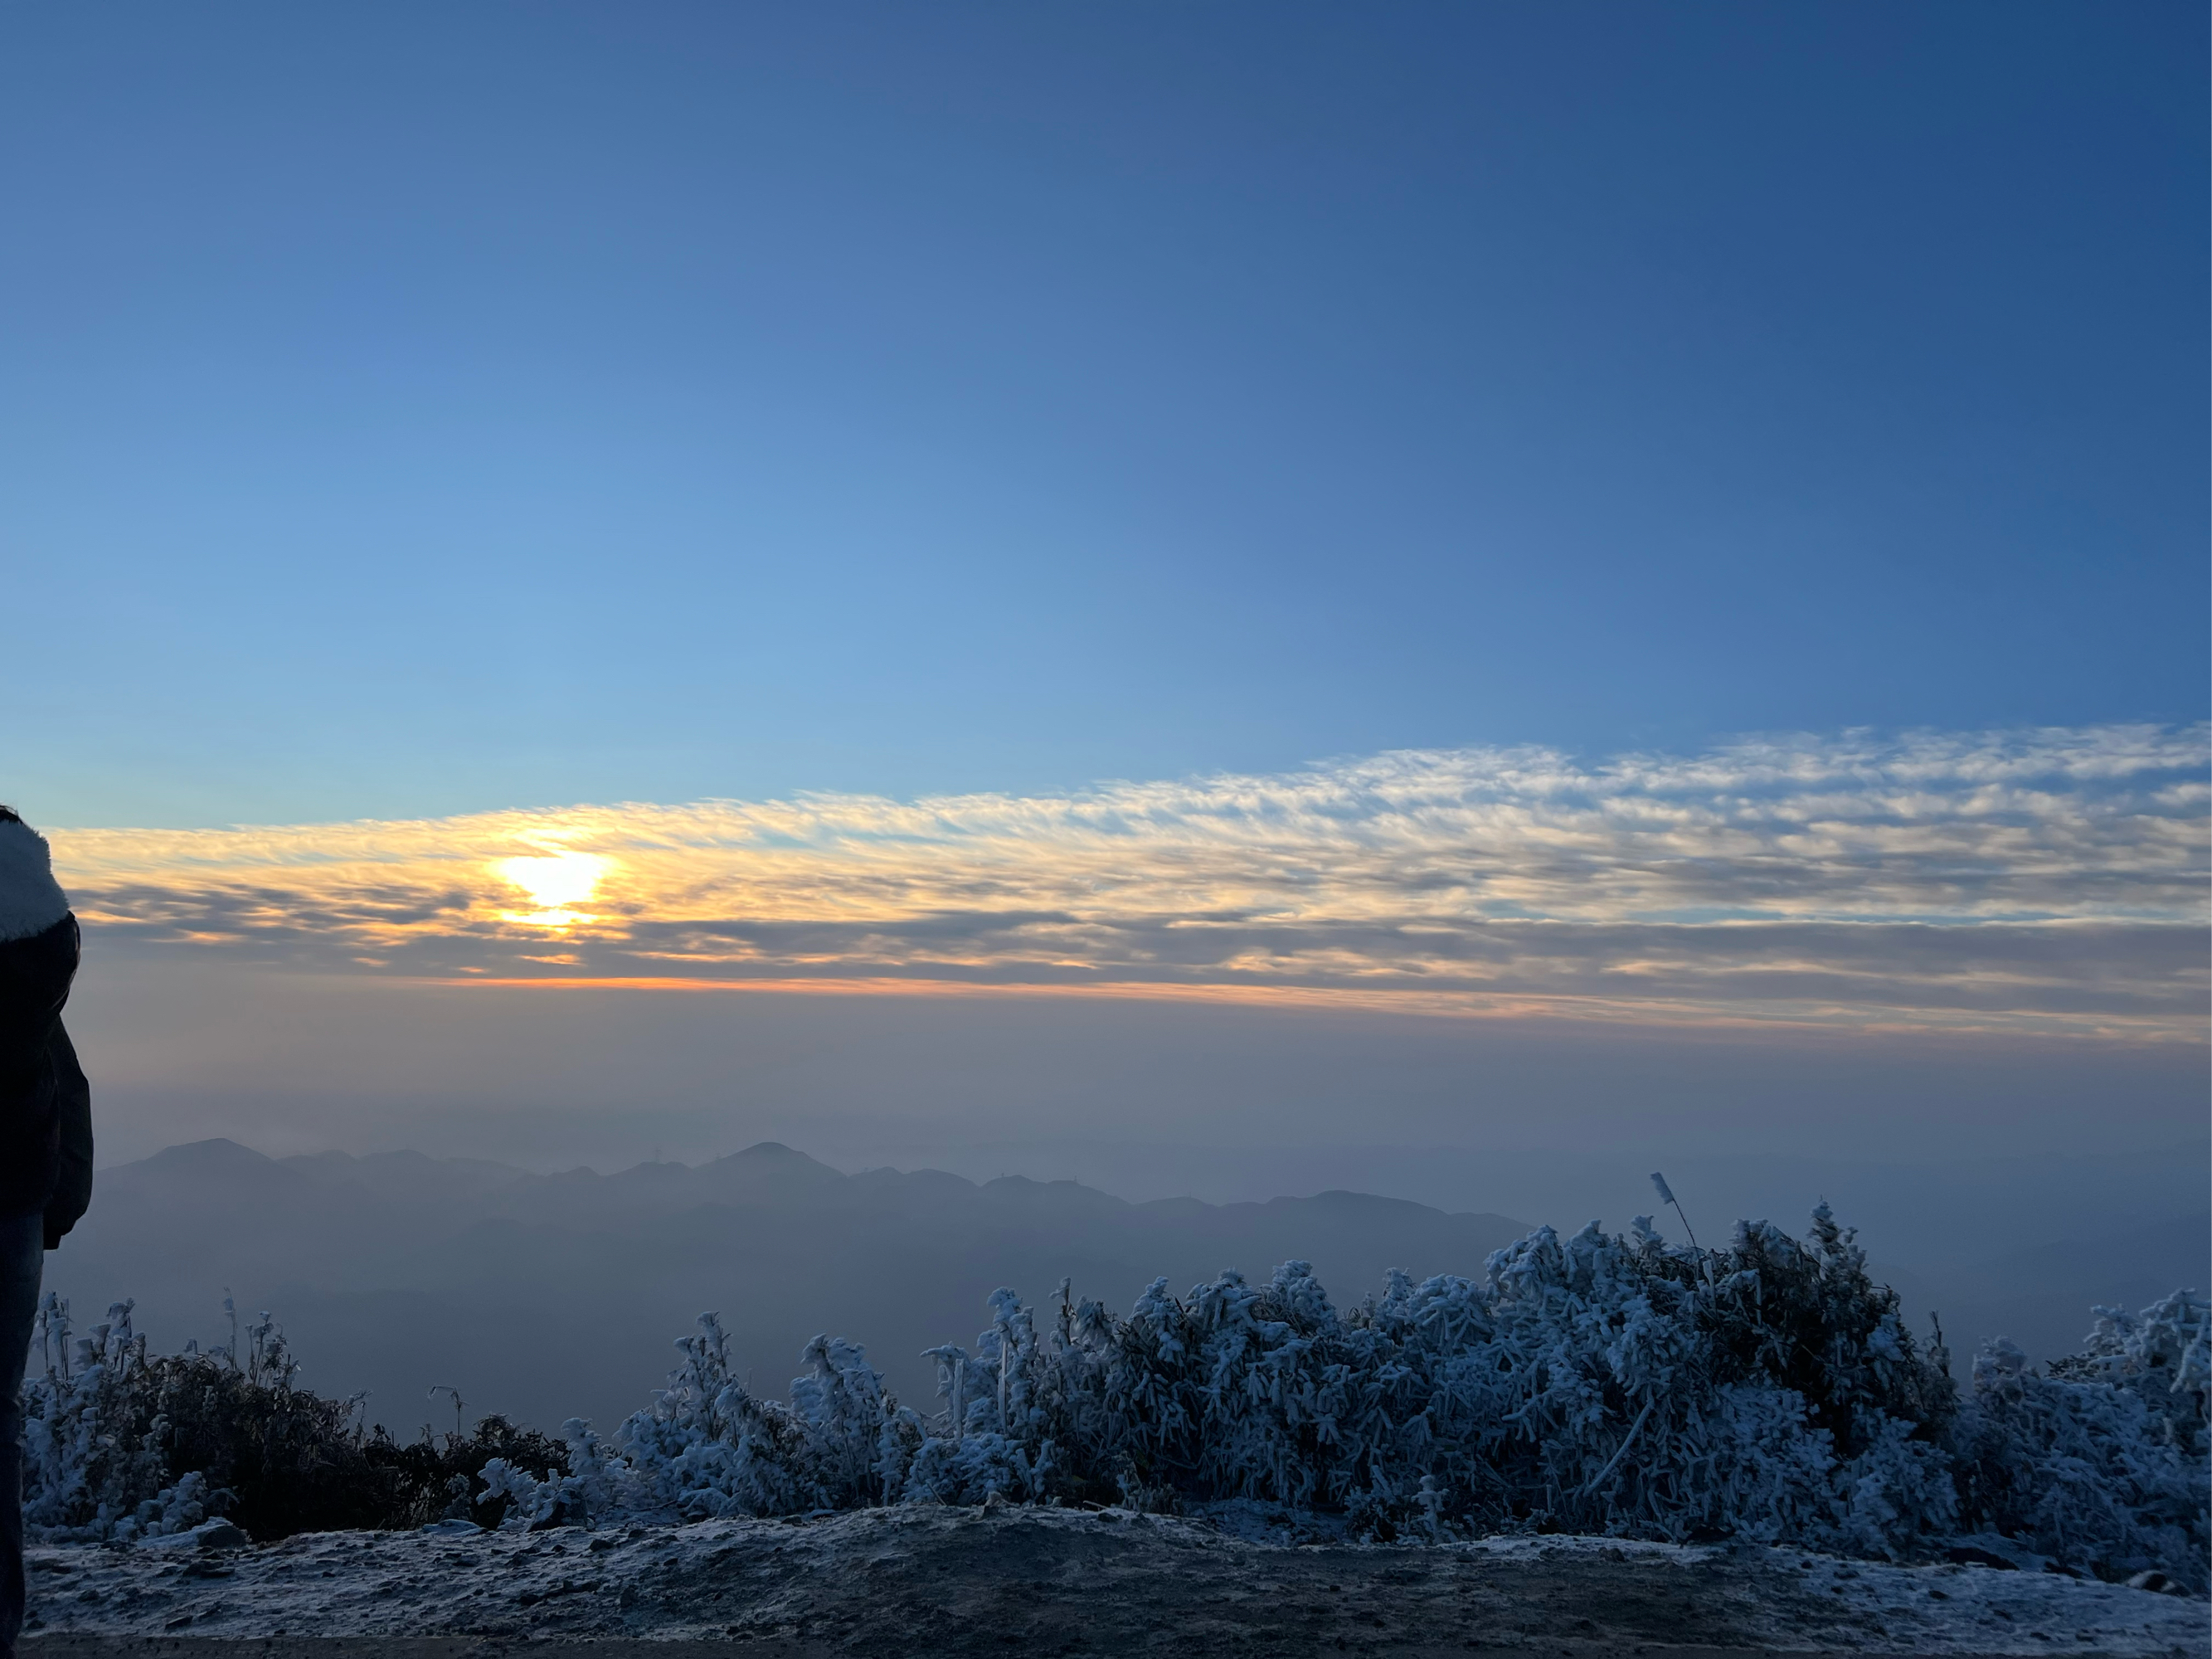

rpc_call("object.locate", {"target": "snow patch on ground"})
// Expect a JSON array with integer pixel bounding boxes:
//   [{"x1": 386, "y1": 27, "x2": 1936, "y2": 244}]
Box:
[{"x1": 19, "y1": 1509, "x2": 2207, "y2": 1655}]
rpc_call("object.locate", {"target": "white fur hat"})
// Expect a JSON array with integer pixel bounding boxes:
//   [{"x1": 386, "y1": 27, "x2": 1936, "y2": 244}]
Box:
[{"x1": 0, "y1": 815, "x2": 71, "y2": 942}]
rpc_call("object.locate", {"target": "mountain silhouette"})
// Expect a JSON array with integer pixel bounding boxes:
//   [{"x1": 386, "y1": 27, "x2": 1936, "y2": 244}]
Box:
[{"x1": 44, "y1": 1141, "x2": 1531, "y2": 1435}]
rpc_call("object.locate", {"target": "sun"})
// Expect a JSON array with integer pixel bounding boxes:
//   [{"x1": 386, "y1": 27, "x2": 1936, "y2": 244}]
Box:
[{"x1": 495, "y1": 851, "x2": 611, "y2": 928}]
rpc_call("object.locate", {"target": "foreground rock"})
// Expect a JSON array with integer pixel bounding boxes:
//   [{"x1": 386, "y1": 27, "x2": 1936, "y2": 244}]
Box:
[{"x1": 21, "y1": 1507, "x2": 2205, "y2": 1657}]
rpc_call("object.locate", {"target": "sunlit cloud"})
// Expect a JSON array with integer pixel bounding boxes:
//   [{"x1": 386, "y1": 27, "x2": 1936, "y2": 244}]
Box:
[{"x1": 46, "y1": 725, "x2": 2209, "y2": 1040}]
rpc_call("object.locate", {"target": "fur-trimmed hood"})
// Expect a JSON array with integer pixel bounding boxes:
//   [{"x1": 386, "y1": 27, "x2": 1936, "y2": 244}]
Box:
[{"x1": 0, "y1": 816, "x2": 72, "y2": 942}]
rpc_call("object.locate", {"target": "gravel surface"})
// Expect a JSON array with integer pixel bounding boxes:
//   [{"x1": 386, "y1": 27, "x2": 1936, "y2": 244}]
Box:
[{"x1": 18, "y1": 1506, "x2": 2207, "y2": 1657}]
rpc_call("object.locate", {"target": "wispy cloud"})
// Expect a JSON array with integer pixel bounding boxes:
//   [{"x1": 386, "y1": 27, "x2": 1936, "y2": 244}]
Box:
[{"x1": 50, "y1": 726, "x2": 2209, "y2": 1040}]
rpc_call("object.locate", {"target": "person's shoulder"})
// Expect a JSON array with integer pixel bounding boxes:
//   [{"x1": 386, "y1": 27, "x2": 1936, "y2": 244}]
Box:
[{"x1": 0, "y1": 817, "x2": 70, "y2": 944}]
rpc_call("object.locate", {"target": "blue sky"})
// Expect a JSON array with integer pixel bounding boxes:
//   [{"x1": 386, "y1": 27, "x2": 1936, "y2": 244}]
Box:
[{"x1": 4, "y1": 2, "x2": 2205, "y2": 828}]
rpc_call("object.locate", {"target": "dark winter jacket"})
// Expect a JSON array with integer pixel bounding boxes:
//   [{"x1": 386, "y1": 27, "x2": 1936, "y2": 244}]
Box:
[{"x1": 0, "y1": 815, "x2": 92, "y2": 1243}]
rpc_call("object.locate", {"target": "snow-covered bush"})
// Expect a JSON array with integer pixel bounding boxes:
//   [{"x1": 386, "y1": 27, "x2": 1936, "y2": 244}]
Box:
[
  {"x1": 21, "y1": 1296, "x2": 227, "y2": 1542},
  {"x1": 1956, "y1": 1290, "x2": 2209, "y2": 1591},
  {"x1": 478, "y1": 1418, "x2": 616, "y2": 1530},
  {"x1": 19, "y1": 1293, "x2": 568, "y2": 1541},
  {"x1": 588, "y1": 1204, "x2": 2199, "y2": 1584},
  {"x1": 19, "y1": 1205, "x2": 2204, "y2": 1587},
  {"x1": 948, "y1": 1206, "x2": 1964, "y2": 1554}
]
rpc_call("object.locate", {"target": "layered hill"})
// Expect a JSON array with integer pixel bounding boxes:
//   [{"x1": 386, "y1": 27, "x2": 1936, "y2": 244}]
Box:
[{"x1": 42, "y1": 1140, "x2": 1531, "y2": 1434}]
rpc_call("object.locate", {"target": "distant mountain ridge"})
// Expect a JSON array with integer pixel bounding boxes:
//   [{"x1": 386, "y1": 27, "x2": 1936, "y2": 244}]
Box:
[
  {"x1": 45, "y1": 1140, "x2": 1533, "y2": 1435},
  {"x1": 45, "y1": 1139, "x2": 2206, "y2": 1438}
]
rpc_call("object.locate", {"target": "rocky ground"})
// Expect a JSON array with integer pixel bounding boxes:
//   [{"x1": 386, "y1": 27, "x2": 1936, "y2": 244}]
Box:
[{"x1": 19, "y1": 1506, "x2": 2208, "y2": 1658}]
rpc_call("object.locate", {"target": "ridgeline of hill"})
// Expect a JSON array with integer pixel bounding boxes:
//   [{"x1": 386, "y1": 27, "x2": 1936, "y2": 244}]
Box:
[{"x1": 45, "y1": 1139, "x2": 1530, "y2": 1433}]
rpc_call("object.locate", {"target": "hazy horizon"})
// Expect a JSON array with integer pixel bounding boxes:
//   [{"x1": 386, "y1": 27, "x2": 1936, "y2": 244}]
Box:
[{"x1": 45, "y1": 1126, "x2": 2208, "y2": 1439}]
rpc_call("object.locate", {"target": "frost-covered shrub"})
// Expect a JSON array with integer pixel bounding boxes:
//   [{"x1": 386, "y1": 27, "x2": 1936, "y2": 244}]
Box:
[
  {"x1": 958, "y1": 1206, "x2": 1962, "y2": 1554},
  {"x1": 590, "y1": 1206, "x2": 1960, "y2": 1554},
  {"x1": 587, "y1": 1204, "x2": 2200, "y2": 1583},
  {"x1": 22, "y1": 1297, "x2": 233, "y2": 1542},
  {"x1": 479, "y1": 1418, "x2": 615, "y2": 1530},
  {"x1": 607, "y1": 1312, "x2": 928, "y2": 1518},
  {"x1": 22, "y1": 1206, "x2": 2203, "y2": 1585},
  {"x1": 19, "y1": 1293, "x2": 568, "y2": 1540},
  {"x1": 609, "y1": 1313, "x2": 813, "y2": 1518},
  {"x1": 1957, "y1": 1290, "x2": 2210, "y2": 1591}
]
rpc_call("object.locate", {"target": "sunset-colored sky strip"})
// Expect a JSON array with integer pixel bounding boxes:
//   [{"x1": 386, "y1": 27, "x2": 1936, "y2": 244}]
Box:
[{"x1": 55, "y1": 726, "x2": 2205, "y2": 1042}]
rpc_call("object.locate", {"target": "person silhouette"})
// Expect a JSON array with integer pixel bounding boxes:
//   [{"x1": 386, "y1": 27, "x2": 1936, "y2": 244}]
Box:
[{"x1": 0, "y1": 806, "x2": 90, "y2": 1659}]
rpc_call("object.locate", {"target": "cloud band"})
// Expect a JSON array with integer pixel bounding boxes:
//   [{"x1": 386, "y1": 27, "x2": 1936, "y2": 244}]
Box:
[{"x1": 49, "y1": 725, "x2": 2209, "y2": 1041}]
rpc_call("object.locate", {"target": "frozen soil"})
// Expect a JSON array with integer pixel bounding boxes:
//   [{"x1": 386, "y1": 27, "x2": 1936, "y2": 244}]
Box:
[{"x1": 20, "y1": 1506, "x2": 2208, "y2": 1658}]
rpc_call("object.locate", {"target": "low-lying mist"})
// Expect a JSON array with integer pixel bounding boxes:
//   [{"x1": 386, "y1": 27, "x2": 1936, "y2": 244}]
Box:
[{"x1": 41, "y1": 1136, "x2": 2207, "y2": 1441}]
